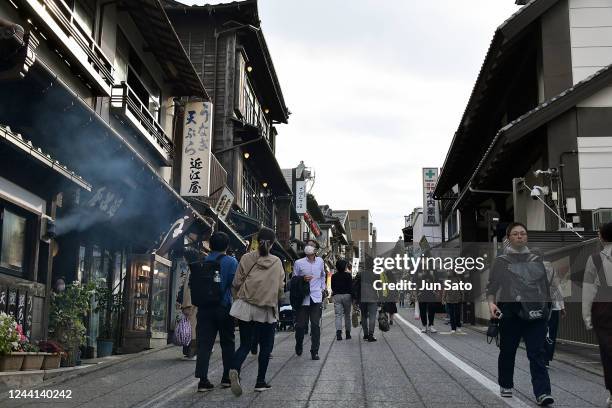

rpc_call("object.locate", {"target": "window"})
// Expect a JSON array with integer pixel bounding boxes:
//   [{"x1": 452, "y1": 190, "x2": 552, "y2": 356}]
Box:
[
  {"x1": 349, "y1": 220, "x2": 357, "y2": 230},
  {"x1": 0, "y1": 206, "x2": 30, "y2": 277},
  {"x1": 360, "y1": 216, "x2": 367, "y2": 230},
  {"x1": 241, "y1": 165, "x2": 273, "y2": 227}
]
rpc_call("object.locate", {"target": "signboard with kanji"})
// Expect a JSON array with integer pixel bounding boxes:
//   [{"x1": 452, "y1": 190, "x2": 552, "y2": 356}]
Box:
[
  {"x1": 180, "y1": 101, "x2": 213, "y2": 197},
  {"x1": 422, "y1": 167, "x2": 439, "y2": 226},
  {"x1": 295, "y1": 180, "x2": 306, "y2": 214},
  {"x1": 214, "y1": 186, "x2": 234, "y2": 222}
]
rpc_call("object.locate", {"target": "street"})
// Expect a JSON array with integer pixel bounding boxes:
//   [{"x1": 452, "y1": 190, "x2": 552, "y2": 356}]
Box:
[{"x1": 1, "y1": 308, "x2": 607, "y2": 408}]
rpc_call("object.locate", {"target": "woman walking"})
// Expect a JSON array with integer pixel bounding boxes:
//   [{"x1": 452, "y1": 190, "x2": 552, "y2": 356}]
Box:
[
  {"x1": 442, "y1": 273, "x2": 464, "y2": 334},
  {"x1": 583, "y1": 221, "x2": 612, "y2": 408},
  {"x1": 331, "y1": 259, "x2": 353, "y2": 340},
  {"x1": 228, "y1": 227, "x2": 285, "y2": 396},
  {"x1": 417, "y1": 272, "x2": 438, "y2": 333}
]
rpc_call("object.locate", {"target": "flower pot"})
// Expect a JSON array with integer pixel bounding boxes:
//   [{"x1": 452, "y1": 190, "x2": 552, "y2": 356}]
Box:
[
  {"x1": 21, "y1": 352, "x2": 45, "y2": 371},
  {"x1": 96, "y1": 339, "x2": 114, "y2": 358},
  {"x1": 0, "y1": 353, "x2": 26, "y2": 372},
  {"x1": 41, "y1": 353, "x2": 61, "y2": 370},
  {"x1": 61, "y1": 349, "x2": 78, "y2": 367}
]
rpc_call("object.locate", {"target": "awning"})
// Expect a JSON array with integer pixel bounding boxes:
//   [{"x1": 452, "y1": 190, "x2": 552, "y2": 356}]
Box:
[
  {"x1": 0, "y1": 124, "x2": 91, "y2": 191},
  {"x1": 186, "y1": 197, "x2": 248, "y2": 251},
  {"x1": 0, "y1": 59, "x2": 213, "y2": 246},
  {"x1": 306, "y1": 194, "x2": 325, "y2": 223}
]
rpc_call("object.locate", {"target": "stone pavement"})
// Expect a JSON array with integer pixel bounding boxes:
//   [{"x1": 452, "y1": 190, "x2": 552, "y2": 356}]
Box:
[{"x1": 0, "y1": 308, "x2": 608, "y2": 408}]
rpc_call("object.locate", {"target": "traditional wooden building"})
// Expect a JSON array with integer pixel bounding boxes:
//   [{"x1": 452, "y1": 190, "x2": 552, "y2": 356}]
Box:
[
  {"x1": 433, "y1": 0, "x2": 612, "y2": 341},
  {"x1": 0, "y1": 0, "x2": 212, "y2": 355},
  {"x1": 165, "y1": 0, "x2": 293, "y2": 258}
]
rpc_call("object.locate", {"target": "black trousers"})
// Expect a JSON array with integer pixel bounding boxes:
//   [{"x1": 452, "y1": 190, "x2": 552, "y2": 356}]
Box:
[
  {"x1": 295, "y1": 299, "x2": 322, "y2": 353},
  {"x1": 195, "y1": 305, "x2": 235, "y2": 381},
  {"x1": 231, "y1": 320, "x2": 275, "y2": 383},
  {"x1": 419, "y1": 302, "x2": 435, "y2": 326},
  {"x1": 498, "y1": 315, "x2": 550, "y2": 398},
  {"x1": 448, "y1": 303, "x2": 462, "y2": 331}
]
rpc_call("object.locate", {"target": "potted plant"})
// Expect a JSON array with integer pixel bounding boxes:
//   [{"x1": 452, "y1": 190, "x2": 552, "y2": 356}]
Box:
[
  {"x1": 20, "y1": 339, "x2": 44, "y2": 371},
  {"x1": 49, "y1": 281, "x2": 95, "y2": 367},
  {"x1": 94, "y1": 284, "x2": 124, "y2": 357},
  {"x1": 0, "y1": 312, "x2": 24, "y2": 372},
  {"x1": 38, "y1": 340, "x2": 64, "y2": 370}
]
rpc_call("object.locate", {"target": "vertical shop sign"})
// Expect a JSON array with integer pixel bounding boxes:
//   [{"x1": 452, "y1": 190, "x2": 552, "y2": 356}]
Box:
[
  {"x1": 422, "y1": 168, "x2": 440, "y2": 226},
  {"x1": 295, "y1": 180, "x2": 306, "y2": 214},
  {"x1": 181, "y1": 102, "x2": 213, "y2": 196}
]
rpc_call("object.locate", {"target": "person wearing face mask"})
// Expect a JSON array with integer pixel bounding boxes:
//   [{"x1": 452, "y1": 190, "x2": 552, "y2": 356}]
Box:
[
  {"x1": 583, "y1": 221, "x2": 612, "y2": 408},
  {"x1": 293, "y1": 239, "x2": 326, "y2": 360}
]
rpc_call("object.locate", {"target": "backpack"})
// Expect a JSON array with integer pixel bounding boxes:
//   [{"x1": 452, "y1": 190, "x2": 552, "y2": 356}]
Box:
[
  {"x1": 173, "y1": 315, "x2": 192, "y2": 346},
  {"x1": 499, "y1": 254, "x2": 551, "y2": 321},
  {"x1": 378, "y1": 309, "x2": 390, "y2": 332},
  {"x1": 189, "y1": 254, "x2": 226, "y2": 307}
]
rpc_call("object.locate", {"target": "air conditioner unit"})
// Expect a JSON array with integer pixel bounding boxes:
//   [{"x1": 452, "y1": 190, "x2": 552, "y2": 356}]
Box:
[{"x1": 593, "y1": 208, "x2": 612, "y2": 230}]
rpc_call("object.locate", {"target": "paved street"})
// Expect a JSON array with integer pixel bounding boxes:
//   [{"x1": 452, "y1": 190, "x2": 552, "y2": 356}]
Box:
[{"x1": 1, "y1": 308, "x2": 607, "y2": 408}]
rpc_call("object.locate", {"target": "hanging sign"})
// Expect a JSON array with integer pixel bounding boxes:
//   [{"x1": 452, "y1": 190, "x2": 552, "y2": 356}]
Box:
[
  {"x1": 180, "y1": 101, "x2": 213, "y2": 196},
  {"x1": 422, "y1": 168, "x2": 440, "y2": 226},
  {"x1": 214, "y1": 186, "x2": 234, "y2": 221},
  {"x1": 295, "y1": 180, "x2": 306, "y2": 214}
]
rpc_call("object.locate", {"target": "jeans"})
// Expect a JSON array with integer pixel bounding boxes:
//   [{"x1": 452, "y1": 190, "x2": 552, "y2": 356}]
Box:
[
  {"x1": 295, "y1": 299, "x2": 322, "y2": 353},
  {"x1": 448, "y1": 303, "x2": 462, "y2": 331},
  {"x1": 498, "y1": 315, "x2": 551, "y2": 398},
  {"x1": 544, "y1": 310, "x2": 559, "y2": 363},
  {"x1": 360, "y1": 303, "x2": 377, "y2": 336},
  {"x1": 419, "y1": 302, "x2": 435, "y2": 326},
  {"x1": 195, "y1": 305, "x2": 235, "y2": 381},
  {"x1": 333, "y1": 294, "x2": 352, "y2": 332},
  {"x1": 231, "y1": 320, "x2": 275, "y2": 383}
]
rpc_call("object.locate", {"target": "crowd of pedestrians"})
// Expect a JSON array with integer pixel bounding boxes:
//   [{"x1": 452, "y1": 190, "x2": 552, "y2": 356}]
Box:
[{"x1": 177, "y1": 220, "x2": 612, "y2": 407}]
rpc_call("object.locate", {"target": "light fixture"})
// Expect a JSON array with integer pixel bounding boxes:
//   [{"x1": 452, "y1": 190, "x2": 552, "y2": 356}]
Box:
[
  {"x1": 262, "y1": 182, "x2": 268, "y2": 188},
  {"x1": 264, "y1": 108, "x2": 270, "y2": 114},
  {"x1": 243, "y1": 152, "x2": 250, "y2": 159},
  {"x1": 246, "y1": 65, "x2": 253, "y2": 73}
]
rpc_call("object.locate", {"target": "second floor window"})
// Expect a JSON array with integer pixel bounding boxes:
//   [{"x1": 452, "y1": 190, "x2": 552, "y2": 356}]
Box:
[{"x1": 241, "y1": 165, "x2": 273, "y2": 228}]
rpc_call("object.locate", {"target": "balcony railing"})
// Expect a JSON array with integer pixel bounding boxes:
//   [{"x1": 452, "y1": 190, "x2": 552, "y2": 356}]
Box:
[
  {"x1": 111, "y1": 82, "x2": 172, "y2": 163},
  {"x1": 18, "y1": 0, "x2": 114, "y2": 94},
  {"x1": 241, "y1": 83, "x2": 270, "y2": 142}
]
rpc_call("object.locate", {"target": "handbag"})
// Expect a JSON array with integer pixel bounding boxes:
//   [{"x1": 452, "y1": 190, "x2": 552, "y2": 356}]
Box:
[
  {"x1": 173, "y1": 315, "x2": 192, "y2": 347},
  {"x1": 486, "y1": 318, "x2": 499, "y2": 347},
  {"x1": 351, "y1": 304, "x2": 360, "y2": 328},
  {"x1": 378, "y1": 309, "x2": 390, "y2": 332}
]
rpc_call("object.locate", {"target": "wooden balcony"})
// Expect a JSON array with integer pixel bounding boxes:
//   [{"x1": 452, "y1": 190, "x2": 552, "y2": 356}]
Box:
[
  {"x1": 111, "y1": 82, "x2": 172, "y2": 163},
  {"x1": 15, "y1": 0, "x2": 114, "y2": 94},
  {"x1": 202, "y1": 154, "x2": 229, "y2": 207}
]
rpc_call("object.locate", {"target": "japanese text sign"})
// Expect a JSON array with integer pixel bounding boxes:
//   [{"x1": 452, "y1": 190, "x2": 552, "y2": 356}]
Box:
[{"x1": 180, "y1": 102, "x2": 213, "y2": 197}]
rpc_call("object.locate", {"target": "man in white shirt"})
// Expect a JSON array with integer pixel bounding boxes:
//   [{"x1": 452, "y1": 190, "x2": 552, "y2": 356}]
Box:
[{"x1": 293, "y1": 239, "x2": 326, "y2": 360}]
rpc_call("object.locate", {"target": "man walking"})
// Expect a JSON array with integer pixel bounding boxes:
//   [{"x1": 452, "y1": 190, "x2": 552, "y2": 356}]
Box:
[
  {"x1": 189, "y1": 232, "x2": 238, "y2": 392},
  {"x1": 293, "y1": 239, "x2": 325, "y2": 360}
]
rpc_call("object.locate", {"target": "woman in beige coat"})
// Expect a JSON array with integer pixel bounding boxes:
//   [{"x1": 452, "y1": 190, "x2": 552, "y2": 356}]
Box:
[{"x1": 228, "y1": 227, "x2": 285, "y2": 396}]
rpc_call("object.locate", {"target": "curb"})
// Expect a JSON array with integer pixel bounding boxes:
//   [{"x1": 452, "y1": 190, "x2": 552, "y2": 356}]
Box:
[
  {"x1": 466, "y1": 326, "x2": 604, "y2": 377},
  {"x1": 0, "y1": 345, "x2": 174, "y2": 398}
]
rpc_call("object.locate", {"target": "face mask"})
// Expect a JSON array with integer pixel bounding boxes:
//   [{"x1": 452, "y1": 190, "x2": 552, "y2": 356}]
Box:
[{"x1": 304, "y1": 245, "x2": 315, "y2": 255}]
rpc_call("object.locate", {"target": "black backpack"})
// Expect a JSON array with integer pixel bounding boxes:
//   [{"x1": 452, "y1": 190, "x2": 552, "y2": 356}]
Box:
[{"x1": 189, "y1": 254, "x2": 225, "y2": 307}]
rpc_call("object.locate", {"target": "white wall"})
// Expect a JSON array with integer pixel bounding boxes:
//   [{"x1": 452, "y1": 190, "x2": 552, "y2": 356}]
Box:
[
  {"x1": 570, "y1": 0, "x2": 612, "y2": 106},
  {"x1": 578, "y1": 136, "x2": 612, "y2": 209}
]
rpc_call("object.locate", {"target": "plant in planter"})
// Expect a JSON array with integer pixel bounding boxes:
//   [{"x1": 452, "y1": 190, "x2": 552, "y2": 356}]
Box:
[
  {"x1": 0, "y1": 312, "x2": 24, "y2": 372},
  {"x1": 38, "y1": 340, "x2": 65, "y2": 370},
  {"x1": 94, "y1": 283, "x2": 124, "y2": 357},
  {"x1": 49, "y1": 281, "x2": 96, "y2": 366},
  {"x1": 20, "y1": 338, "x2": 44, "y2": 371}
]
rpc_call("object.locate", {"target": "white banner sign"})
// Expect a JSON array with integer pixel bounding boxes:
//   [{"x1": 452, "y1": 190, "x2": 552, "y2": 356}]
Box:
[
  {"x1": 214, "y1": 186, "x2": 235, "y2": 222},
  {"x1": 295, "y1": 180, "x2": 306, "y2": 214},
  {"x1": 180, "y1": 101, "x2": 213, "y2": 196},
  {"x1": 422, "y1": 167, "x2": 439, "y2": 226}
]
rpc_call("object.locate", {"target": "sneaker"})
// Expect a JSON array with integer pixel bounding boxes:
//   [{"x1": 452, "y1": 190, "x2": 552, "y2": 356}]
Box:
[
  {"x1": 220, "y1": 378, "x2": 231, "y2": 389},
  {"x1": 429, "y1": 326, "x2": 438, "y2": 333},
  {"x1": 363, "y1": 334, "x2": 369, "y2": 340},
  {"x1": 254, "y1": 382, "x2": 272, "y2": 392},
  {"x1": 345, "y1": 331, "x2": 352, "y2": 340},
  {"x1": 295, "y1": 344, "x2": 303, "y2": 356},
  {"x1": 229, "y1": 369, "x2": 242, "y2": 397},
  {"x1": 311, "y1": 353, "x2": 320, "y2": 360},
  {"x1": 367, "y1": 335, "x2": 377, "y2": 342},
  {"x1": 421, "y1": 326, "x2": 428, "y2": 333},
  {"x1": 500, "y1": 387, "x2": 513, "y2": 398},
  {"x1": 450, "y1": 330, "x2": 456, "y2": 334},
  {"x1": 536, "y1": 394, "x2": 554, "y2": 406},
  {"x1": 197, "y1": 379, "x2": 214, "y2": 392},
  {"x1": 336, "y1": 330, "x2": 343, "y2": 341}
]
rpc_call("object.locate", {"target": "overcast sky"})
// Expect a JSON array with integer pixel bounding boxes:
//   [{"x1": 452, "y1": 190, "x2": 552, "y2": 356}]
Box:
[{"x1": 182, "y1": 0, "x2": 520, "y2": 241}]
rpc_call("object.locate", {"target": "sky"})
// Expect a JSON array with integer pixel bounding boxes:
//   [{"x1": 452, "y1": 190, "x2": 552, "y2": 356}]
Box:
[{"x1": 181, "y1": 0, "x2": 520, "y2": 241}]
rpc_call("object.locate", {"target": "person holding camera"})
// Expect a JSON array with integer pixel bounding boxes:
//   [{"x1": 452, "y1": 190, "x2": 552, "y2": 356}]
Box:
[{"x1": 486, "y1": 222, "x2": 553, "y2": 406}]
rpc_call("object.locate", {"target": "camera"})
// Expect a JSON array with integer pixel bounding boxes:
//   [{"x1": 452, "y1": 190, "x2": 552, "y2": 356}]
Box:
[{"x1": 530, "y1": 185, "x2": 549, "y2": 200}]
